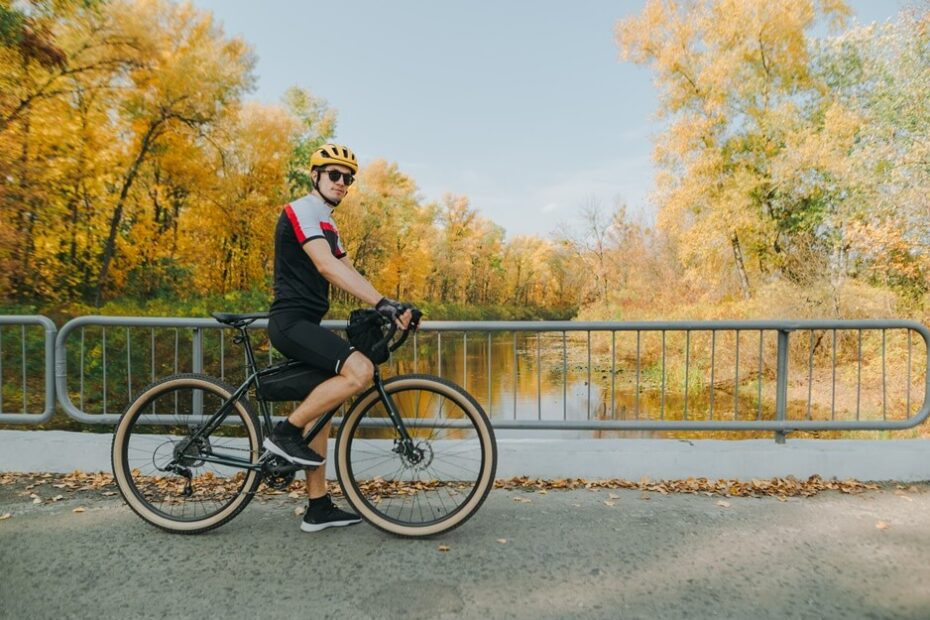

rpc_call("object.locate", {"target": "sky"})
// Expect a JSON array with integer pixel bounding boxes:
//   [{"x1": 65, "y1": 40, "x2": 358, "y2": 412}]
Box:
[{"x1": 189, "y1": 0, "x2": 907, "y2": 240}]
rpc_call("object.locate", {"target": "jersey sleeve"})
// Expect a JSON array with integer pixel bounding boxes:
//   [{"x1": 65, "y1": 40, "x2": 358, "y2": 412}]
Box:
[
  {"x1": 283, "y1": 198, "x2": 348, "y2": 259},
  {"x1": 321, "y1": 222, "x2": 348, "y2": 259},
  {"x1": 283, "y1": 201, "x2": 326, "y2": 245}
]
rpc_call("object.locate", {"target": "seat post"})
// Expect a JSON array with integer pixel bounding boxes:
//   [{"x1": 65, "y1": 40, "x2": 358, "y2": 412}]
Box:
[{"x1": 238, "y1": 325, "x2": 261, "y2": 377}]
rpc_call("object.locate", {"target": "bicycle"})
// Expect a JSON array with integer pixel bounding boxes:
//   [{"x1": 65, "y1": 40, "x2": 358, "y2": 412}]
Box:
[{"x1": 111, "y1": 311, "x2": 497, "y2": 537}]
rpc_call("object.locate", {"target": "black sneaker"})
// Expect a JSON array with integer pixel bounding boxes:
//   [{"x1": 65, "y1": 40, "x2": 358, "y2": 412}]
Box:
[
  {"x1": 263, "y1": 422, "x2": 325, "y2": 467},
  {"x1": 300, "y1": 496, "x2": 362, "y2": 532}
]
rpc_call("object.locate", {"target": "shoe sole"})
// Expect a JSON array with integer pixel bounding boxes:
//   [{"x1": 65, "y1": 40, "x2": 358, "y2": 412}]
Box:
[
  {"x1": 300, "y1": 518, "x2": 362, "y2": 533},
  {"x1": 262, "y1": 438, "x2": 325, "y2": 467}
]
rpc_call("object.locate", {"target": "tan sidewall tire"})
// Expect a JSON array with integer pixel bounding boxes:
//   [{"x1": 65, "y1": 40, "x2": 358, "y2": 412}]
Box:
[
  {"x1": 112, "y1": 375, "x2": 261, "y2": 533},
  {"x1": 336, "y1": 375, "x2": 496, "y2": 537}
]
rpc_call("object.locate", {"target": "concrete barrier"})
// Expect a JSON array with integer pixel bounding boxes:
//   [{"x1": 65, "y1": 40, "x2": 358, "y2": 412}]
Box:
[{"x1": 2, "y1": 430, "x2": 928, "y2": 481}]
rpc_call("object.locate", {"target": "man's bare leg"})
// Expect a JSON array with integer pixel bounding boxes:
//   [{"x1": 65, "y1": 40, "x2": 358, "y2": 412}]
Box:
[
  {"x1": 286, "y1": 352, "x2": 374, "y2": 499},
  {"x1": 304, "y1": 420, "x2": 331, "y2": 499},
  {"x1": 288, "y1": 352, "x2": 374, "y2": 428}
]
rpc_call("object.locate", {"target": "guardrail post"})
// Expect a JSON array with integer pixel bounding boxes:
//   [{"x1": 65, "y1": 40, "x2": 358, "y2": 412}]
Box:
[
  {"x1": 192, "y1": 327, "x2": 203, "y2": 415},
  {"x1": 192, "y1": 328, "x2": 203, "y2": 374},
  {"x1": 774, "y1": 329, "x2": 790, "y2": 444}
]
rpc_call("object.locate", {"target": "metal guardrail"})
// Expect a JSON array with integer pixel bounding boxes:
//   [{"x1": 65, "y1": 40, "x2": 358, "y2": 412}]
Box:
[
  {"x1": 44, "y1": 315, "x2": 930, "y2": 442},
  {"x1": 0, "y1": 315, "x2": 57, "y2": 423}
]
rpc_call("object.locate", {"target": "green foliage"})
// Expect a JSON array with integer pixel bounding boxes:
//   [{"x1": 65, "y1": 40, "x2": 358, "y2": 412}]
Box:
[
  {"x1": 282, "y1": 86, "x2": 335, "y2": 198},
  {"x1": 0, "y1": 5, "x2": 26, "y2": 47}
]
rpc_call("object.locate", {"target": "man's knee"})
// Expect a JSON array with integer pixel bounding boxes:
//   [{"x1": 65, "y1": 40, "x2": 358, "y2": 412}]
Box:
[{"x1": 340, "y1": 352, "x2": 374, "y2": 391}]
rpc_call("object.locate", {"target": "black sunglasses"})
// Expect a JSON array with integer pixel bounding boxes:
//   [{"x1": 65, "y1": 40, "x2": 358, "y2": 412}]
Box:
[{"x1": 321, "y1": 169, "x2": 355, "y2": 186}]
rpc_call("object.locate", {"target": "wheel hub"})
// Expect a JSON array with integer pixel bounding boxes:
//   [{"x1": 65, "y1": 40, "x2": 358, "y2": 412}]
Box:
[
  {"x1": 404, "y1": 441, "x2": 434, "y2": 470},
  {"x1": 172, "y1": 434, "x2": 211, "y2": 468}
]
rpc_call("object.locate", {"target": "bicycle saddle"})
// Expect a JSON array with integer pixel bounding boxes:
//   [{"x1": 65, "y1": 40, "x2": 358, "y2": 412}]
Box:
[{"x1": 211, "y1": 312, "x2": 269, "y2": 328}]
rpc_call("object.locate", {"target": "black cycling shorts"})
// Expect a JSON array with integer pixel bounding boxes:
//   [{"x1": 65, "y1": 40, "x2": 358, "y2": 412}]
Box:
[{"x1": 268, "y1": 312, "x2": 354, "y2": 375}]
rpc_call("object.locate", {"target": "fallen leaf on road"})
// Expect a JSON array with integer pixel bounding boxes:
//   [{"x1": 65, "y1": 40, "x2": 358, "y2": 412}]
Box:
[
  {"x1": 72, "y1": 507, "x2": 86, "y2": 513},
  {"x1": 608, "y1": 493, "x2": 620, "y2": 500},
  {"x1": 603, "y1": 501, "x2": 615, "y2": 507},
  {"x1": 496, "y1": 539, "x2": 508, "y2": 544},
  {"x1": 0, "y1": 513, "x2": 11, "y2": 521},
  {"x1": 32, "y1": 497, "x2": 42, "y2": 504},
  {"x1": 437, "y1": 545, "x2": 450, "y2": 552},
  {"x1": 536, "y1": 489, "x2": 548, "y2": 495},
  {"x1": 716, "y1": 501, "x2": 731, "y2": 508},
  {"x1": 513, "y1": 497, "x2": 532, "y2": 503},
  {"x1": 288, "y1": 491, "x2": 301, "y2": 499},
  {"x1": 639, "y1": 494, "x2": 651, "y2": 501},
  {"x1": 51, "y1": 495, "x2": 64, "y2": 502},
  {"x1": 899, "y1": 496, "x2": 913, "y2": 502},
  {"x1": 101, "y1": 491, "x2": 117, "y2": 497},
  {"x1": 876, "y1": 521, "x2": 889, "y2": 530},
  {"x1": 294, "y1": 507, "x2": 305, "y2": 516},
  {"x1": 776, "y1": 496, "x2": 787, "y2": 502}
]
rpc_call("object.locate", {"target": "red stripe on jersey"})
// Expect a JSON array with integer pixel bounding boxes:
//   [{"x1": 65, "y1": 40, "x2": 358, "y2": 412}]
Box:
[
  {"x1": 320, "y1": 221, "x2": 346, "y2": 256},
  {"x1": 284, "y1": 204, "x2": 306, "y2": 243}
]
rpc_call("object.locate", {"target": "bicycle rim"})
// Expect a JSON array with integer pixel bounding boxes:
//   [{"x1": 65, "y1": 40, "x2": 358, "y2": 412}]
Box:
[
  {"x1": 337, "y1": 375, "x2": 496, "y2": 537},
  {"x1": 112, "y1": 375, "x2": 261, "y2": 534}
]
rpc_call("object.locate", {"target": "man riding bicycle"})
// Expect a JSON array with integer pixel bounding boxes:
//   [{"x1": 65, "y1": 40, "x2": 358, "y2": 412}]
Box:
[{"x1": 264, "y1": 143, "x2": 416, "y2": 532}]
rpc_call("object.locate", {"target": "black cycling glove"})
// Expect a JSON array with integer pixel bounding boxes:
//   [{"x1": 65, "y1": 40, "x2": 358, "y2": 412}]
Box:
[
  {"x1": 375, "y1": 298, "x2": 422, "y2": 331},
  {"x1": 375, "y1": 297, "x2": 405, "y2": 323}
]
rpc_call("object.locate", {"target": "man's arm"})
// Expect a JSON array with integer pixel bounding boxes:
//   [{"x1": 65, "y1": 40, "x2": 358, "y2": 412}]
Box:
[{"x1": 304, "y1": 238, "x2": 381, "y2": 305}]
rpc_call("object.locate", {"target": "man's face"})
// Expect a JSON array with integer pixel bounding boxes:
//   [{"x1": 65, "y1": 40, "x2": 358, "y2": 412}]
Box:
[{"x1": 315, "y1": 164, "x2": 355, "y2": 205}]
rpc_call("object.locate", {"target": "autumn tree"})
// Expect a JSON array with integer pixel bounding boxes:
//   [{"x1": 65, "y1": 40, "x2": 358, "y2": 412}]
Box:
[
  {"x1": 616, "y1": 0, "x2": 854, "y2": 302},
  {"x1": 338, "y1": 159, "x2": 437, "y2": 301},
  {"x1": 823, "y1": 7, "x2": 930, "y2": 305},
  {"x1": 92, "y1": 0, "x2": 255, "y2": 304},
  {"x1": 0, "y1": 0, "x2": 138, "y2": 301},
  {"x1": 282, "y1": 86, "x2": 337, "y2": 198}
]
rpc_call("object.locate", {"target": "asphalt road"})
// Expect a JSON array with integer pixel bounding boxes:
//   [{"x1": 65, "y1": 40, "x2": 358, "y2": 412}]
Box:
[{"x1": 2, "y1": 482, "x2": 929, "y2": 620}]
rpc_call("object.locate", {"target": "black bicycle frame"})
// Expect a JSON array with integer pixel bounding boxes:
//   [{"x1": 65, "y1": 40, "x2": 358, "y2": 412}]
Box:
[{"x1": 171, "y1": 323, "x2": 419, "y2": 472}]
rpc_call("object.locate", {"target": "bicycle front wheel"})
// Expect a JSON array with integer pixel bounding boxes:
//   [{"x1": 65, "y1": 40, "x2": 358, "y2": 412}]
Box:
[
  {"x1": 336, "y1": 374, "x2": 497, "y2": 537},
  {"x1": 111, "y1": 374, "x2": 262, "y2": 534}
]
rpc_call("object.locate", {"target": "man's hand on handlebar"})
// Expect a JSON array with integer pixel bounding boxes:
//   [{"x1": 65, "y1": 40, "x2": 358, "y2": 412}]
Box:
[{"x1": 375, "y1": 298, "x2": 422, "y2": 331}]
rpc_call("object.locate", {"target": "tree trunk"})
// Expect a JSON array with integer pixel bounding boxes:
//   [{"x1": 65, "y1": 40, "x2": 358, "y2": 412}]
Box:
[
  {"x1": 9, "y1": 113, "x2": 37, "y2": 301},
  {"x1": 731, "y1": 231, "x2": 752, "y2": 300},
  {"x1": 94, "y1": 119, "x2": 163, "y2": 306}
]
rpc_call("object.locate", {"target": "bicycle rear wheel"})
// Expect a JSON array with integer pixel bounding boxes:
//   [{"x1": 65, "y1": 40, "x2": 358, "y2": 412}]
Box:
[
  {"x1": 111, "y1": 374, "x2": 262, "y2": 534},
  {"x1": 336, "y1": 374, "x2": 497, "y2": 537}
]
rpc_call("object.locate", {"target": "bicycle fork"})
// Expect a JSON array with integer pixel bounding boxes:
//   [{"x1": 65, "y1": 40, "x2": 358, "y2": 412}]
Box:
[{"x1": 373, "y1": 373, "x2": 425, "y2": 465}]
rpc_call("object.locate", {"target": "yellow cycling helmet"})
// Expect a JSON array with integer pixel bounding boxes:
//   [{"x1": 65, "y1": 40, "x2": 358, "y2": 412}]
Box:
[{"x1": 310, "y1": 144, "x2": 358, "y2": 173}]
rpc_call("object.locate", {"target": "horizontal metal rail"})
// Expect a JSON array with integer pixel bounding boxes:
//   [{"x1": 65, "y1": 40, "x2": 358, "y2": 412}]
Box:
[
  {"x1": 0, "y1": 315, "x2": 57, "y2": 423},
  {"x1": 46, "y1": 315, "x2": 930, "y2": 442}
]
